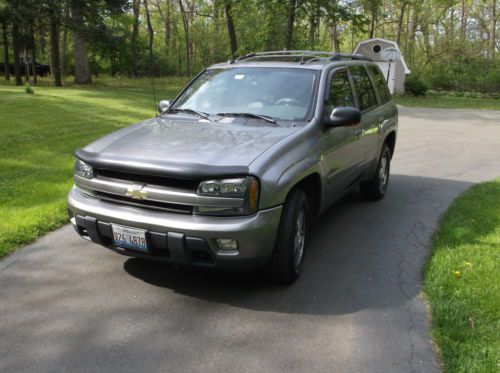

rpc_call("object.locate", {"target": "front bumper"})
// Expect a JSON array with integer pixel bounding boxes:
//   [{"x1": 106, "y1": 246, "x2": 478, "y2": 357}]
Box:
[{"x1": 67, "y1": 187, "x2": 282, "y2": 270}]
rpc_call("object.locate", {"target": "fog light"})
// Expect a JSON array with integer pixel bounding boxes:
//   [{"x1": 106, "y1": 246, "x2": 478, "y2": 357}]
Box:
[{"x1": 216, "y1": 238, "x2": 238, "y2": 251}]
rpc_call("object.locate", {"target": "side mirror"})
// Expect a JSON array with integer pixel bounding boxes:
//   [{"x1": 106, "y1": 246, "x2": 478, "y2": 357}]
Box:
[
  {"x1": 158, "y1": 100, "x2": 171, "y2": 113},
  {"x1": 326, "y1": 106, "x2": 361, "y2": 127}
]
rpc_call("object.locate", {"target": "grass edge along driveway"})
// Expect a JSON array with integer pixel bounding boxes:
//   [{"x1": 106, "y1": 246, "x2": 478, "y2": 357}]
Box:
[
  {"x1": 0, "y1": 79, "x2": 185, "y2": 259},
  {"x1": 424, "y1": 178, "x2": 500, "y2": 373}
]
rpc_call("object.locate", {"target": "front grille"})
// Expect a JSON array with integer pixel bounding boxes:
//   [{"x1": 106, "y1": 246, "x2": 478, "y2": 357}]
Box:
[
  {"x1": 96, "y1": 169, "x2": 200, "y2": 191},
  {"x1": 96, "y1": 191, "x2": 193, "y2": 214}
]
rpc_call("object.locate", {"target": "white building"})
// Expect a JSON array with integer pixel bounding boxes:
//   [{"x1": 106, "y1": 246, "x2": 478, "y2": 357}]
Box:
[{"x1": 353, "y1": 38, "x2": 411, "y2": 94}]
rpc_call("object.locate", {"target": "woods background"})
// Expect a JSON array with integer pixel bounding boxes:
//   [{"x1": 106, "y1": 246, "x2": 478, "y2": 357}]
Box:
[{"x1": 0, "y1": 0, "x2": 498, "y2": 93}]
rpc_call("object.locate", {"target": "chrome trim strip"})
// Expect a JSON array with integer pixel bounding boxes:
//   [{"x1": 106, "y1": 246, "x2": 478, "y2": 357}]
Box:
[{"x1": 74, "y1": 175, "x2": 243, "y2": 208}]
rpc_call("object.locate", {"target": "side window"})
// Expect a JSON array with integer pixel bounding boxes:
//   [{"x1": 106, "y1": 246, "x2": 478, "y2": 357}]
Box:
[
  {"x1": 326, "y1": 70, "x2": 354, "y2": 114},
  {"x1": 367, "y1": 65, "x2": 391, "y2": 104},
  {"x1": 349, "y1": 65, "x2": 378, "y2": 111}
]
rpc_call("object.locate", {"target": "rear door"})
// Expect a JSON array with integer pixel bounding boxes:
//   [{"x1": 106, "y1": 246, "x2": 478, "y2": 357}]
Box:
[
  {"x1": 366, "y1": 64, "x2": 396, "y2": 162},
  {"x1": 348, "y1": 65, "x2": 382, "y2": 165}
]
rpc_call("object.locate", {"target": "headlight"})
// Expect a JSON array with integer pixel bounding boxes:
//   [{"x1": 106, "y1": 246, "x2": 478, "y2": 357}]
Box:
[
  {"x1": 195, "y1": 176, "x2": 259, "y2": 216},
  {"x1": 74, "y1": 159, "x2": 94, "y2": 179}
]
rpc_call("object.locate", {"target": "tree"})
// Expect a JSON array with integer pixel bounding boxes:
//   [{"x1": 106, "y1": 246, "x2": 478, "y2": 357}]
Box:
[
  {"x1": 143, "y1": 0, "x2": 155, "y2": 76},
  {"x1": 396, "y1": 0, "x2": 408, "y2": 46},
  {"x1": 71, "y1": 0, "x2": 92, "y2": 84},
  {"x1": 156, "y1": 0, "x2": 172, "y2": 56},
  {"x1": 178, "y1": 0, "x2": 192, "y2": 76},
  {"x1": 131, "y1": 0, "x2": 140, "y2": 77},
  {"x1": 11, "y1": 19, "x2": 21, "y2": 85},
  {"x1": 489, "y1": 0, "x2": 497, "y2": 60},
  {"x1": 1, "y1": 10, "x2": 9, "y2": 80},
  {"x1": 224, "y1": 0, "x2": 237, "y2": 56},
  {"x1": 48, "y1": 1, "x2": 62, "y2": 86},
  {"x1": 361, "y1": 0, "x2": 382, "y2": 38},
  {"x1": 284, "y1": 0, "x2": 296, "y2": 50}
]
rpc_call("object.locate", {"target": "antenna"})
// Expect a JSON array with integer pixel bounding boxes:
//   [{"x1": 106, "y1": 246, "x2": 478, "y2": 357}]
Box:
[{"x1": 150, "y1": 70, "x2": 157, "y2": 115}]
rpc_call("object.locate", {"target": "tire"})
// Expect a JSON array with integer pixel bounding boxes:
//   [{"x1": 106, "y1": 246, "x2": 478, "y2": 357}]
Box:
[
  {"x1": 360, "y1": 143, "x2": 391, "y2": 201},
  {"x1": 266, "y1": 188, "x2": 309, "y2": 284}
]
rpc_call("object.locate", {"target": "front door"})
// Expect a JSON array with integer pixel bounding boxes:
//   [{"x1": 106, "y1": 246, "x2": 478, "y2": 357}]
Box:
[{"x1": 320, "y1": 69, "x2": 365, "y2": 206}]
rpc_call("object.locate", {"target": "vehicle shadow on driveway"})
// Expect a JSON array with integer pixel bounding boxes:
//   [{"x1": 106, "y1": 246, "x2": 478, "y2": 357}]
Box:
[{"x1": 124, "y1": 174, "x2": 473, "y2": 315}]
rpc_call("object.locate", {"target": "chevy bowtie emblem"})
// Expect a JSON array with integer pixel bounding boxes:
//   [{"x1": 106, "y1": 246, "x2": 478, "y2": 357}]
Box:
[{"x1": 125, "y1": 185, "x2": 148, "y2": 200}]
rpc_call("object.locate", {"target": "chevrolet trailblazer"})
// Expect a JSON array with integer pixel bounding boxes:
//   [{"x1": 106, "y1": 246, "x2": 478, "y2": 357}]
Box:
[{"x1": 68, "y1": 51, "x2": 397, "y2": 283}]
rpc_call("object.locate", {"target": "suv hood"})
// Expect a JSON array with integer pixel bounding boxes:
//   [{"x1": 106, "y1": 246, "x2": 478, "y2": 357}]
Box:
[{"x1": 78, "y1": 116, "x2": 300, "y2": 179}]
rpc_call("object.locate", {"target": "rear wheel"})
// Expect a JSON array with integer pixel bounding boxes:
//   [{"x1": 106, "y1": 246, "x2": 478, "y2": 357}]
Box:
[
  {"x1": 266, "y1": 189, "x2": 309, "y2": 284},
  {"x1": 360, "y1": 144, "x2": 391, "y2": 201}
]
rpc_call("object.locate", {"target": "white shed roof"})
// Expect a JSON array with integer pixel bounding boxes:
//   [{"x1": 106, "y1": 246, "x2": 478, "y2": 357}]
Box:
[{"x1": 353, "y1": 38, "x2": 411, "y2": 74}]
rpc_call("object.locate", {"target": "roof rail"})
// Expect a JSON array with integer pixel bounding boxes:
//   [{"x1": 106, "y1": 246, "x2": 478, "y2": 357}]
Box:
[
  {"x1": 228, "y1": 50, "x2": 371, "y2": 64},
  {"x1": 328, "y1": 53, "x2": 372, "y2": 62}
]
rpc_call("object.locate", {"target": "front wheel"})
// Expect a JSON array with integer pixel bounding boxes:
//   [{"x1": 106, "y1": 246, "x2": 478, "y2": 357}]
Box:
[
  {"x1": 266, "y1": 189, "x2": 309, "y2": 284},
  {"x1": 360, "y1": 144, "x2": 391, "y2": 201}
]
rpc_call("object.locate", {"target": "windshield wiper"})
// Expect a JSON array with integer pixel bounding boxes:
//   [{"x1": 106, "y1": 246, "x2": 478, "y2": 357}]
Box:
[
  {"x1": 166, "y1": 107, "x2": 209, "y2": 120},
  {"x1": 216, "y1": 112, "x2": 278, "y2": 125}
]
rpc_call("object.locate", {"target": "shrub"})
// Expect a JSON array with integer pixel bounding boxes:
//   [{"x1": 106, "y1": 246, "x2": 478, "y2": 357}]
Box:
[
  {"x1": 405, "y1": 75, "x2": 428, "y2": 96},
  {"x1": 24, "y1": 83, "x2": 34, "y2": 94}
]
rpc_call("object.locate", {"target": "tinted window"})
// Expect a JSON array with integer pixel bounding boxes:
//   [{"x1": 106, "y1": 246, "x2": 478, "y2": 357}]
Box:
[
  {"x1": 326, "y1": 70, "x2": 354, "y2": 114},
  {"x1": 368, "y1": 65, "x2": 391, "y2": 103},
  {"x1": 349, "y1": 65, "x2": 378, "y2": 111}
]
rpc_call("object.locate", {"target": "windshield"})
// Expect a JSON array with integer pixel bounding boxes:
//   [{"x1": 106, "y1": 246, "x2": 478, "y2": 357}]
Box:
[{"x1": 171, "y1": 67, "x2": 319, "y2": 121}]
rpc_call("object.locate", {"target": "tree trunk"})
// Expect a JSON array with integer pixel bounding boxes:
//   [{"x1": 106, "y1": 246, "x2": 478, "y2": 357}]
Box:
[
  {"x1": 39, "y1": 25, "x2": 46, "y2": 55},
  {"x1": 224, "y1": 1, "x2": 238, "y2": 56},
  {"x1": 369, "y1": 10, "x2": 376, "y2": 38},
  {"x1": 50, "y1": 18, "x2": 62, "y2": 86},
  {"x1": 407, "y1": 2, "x2": 418, "y2": 65},
  {"x1": 178, "y1": 0, "x2": 192, "y2": 76},
  {"x1": 460, "y1": 0, "x2": 466, "y2": 40},
  {"x1": 61, "y1": 3, "x2": 69, "y2": 77},
  {"x1": 12, "y1": 22, "x2": 22, "y2": 85},
  {"x1": 24, "y1": 44, "x2": 30, "y2": 84},
  {"x1": 30, "y1": 24, "x2": 37, "y2": 84},
  {"x1": 308, "y1": 14, "x2": 316, "y2": 48},
  {"x1": 285, "y1": 0, "x2": 296, "y2": 50},
  {"x1": 308, "y1": 0, "x2": 319, "y2": 49},
  {"x1": 331, "y1": 24, "x2": 340, "y2": 52},
  {"x1": 156, "y1": 0, "x2": 172, "y2": 56},
  {"x1": 381, "y1": 0, "x2": 386, "y2": 37},
  {"x1": 166, "y1": 0, "x2": 171, "y2": 54},
  {"x1": 61, "y1": 26, "x2": 68, "y2": 76},
  {"x1": 72, "y1": 1, "x2": 92, "y2": 84},
  {"x1": 1, "y1": 18, "x2": 9, "y2": 80},
  {"x1": 143, "y1": 0, "x2": 155, "y2": 77},
  {"x1": 396, "y1": 0, "x2": 407, "y2": 46},
  {"x1": 131, "y1": 0, "x2": 140, "y2": 77},
  {"x1": 490, "y1": 0, "x2": 497, "y2": 59}
]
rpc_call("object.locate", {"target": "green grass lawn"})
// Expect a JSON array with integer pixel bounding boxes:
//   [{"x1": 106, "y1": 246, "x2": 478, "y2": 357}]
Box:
[
  {"x1": 395, "y1": 95, "x2": 500, "y2": 110},
  {"x1": 424, "y1": 179, "x2": 500, "y2": 372},
  {"x1": 0, "y1": 77, "x2": 186, "y2": 258}
]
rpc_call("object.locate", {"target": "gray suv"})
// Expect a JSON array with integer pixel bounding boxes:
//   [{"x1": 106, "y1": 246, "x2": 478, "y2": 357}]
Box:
[{"x1": 68, "y1": 51, "x2": 397, "y2": 283}]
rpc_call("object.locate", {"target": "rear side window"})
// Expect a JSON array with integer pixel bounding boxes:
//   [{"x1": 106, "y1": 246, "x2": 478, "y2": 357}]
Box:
[
  {"x1": 326, "y1": 70, "x2": 354, "y2": 114},
  {"x1": 367, "y1": 65, "x2": 391, "y2": 104},
  {"x1": 349, "y1": 65, "x2": 378, "y2": 111}
]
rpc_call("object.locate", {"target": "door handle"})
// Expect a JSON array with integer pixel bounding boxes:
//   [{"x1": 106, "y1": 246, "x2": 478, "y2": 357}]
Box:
[{"x1": 354, "y1": 129, "x2": 364, "y2": 139}]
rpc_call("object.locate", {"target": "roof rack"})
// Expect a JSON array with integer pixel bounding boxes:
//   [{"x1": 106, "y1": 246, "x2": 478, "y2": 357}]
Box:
[
  {"x1": 228, "y1": 50, "x2": 371, "y2": 64},
  {"x1": 328, "y1": 53, "x2": 371, "y2": 62}
]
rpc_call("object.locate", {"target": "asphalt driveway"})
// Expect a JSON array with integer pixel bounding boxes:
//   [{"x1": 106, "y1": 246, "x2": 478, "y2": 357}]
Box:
[{"x1": 1, "y1": 107, "x2": 499, "y2": 373}]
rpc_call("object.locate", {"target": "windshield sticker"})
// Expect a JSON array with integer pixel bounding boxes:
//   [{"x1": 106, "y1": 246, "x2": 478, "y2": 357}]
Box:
[{"x1": 234, "y1": 74, "x2": 245, "y2": 80}]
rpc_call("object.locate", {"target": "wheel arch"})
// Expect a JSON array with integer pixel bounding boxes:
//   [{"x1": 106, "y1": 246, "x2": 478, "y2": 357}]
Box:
[
  {"x1": 384, "y1": 131, "x2": 396, "y2": 159},
  {"x1": 286, "y1": 172, "x2": 323, "y2": 220}
]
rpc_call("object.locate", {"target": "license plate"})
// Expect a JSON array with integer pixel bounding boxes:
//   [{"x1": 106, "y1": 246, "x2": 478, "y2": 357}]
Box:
[{"x1": 111, "y1": 224, "x2": 148, "y2": 252}]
